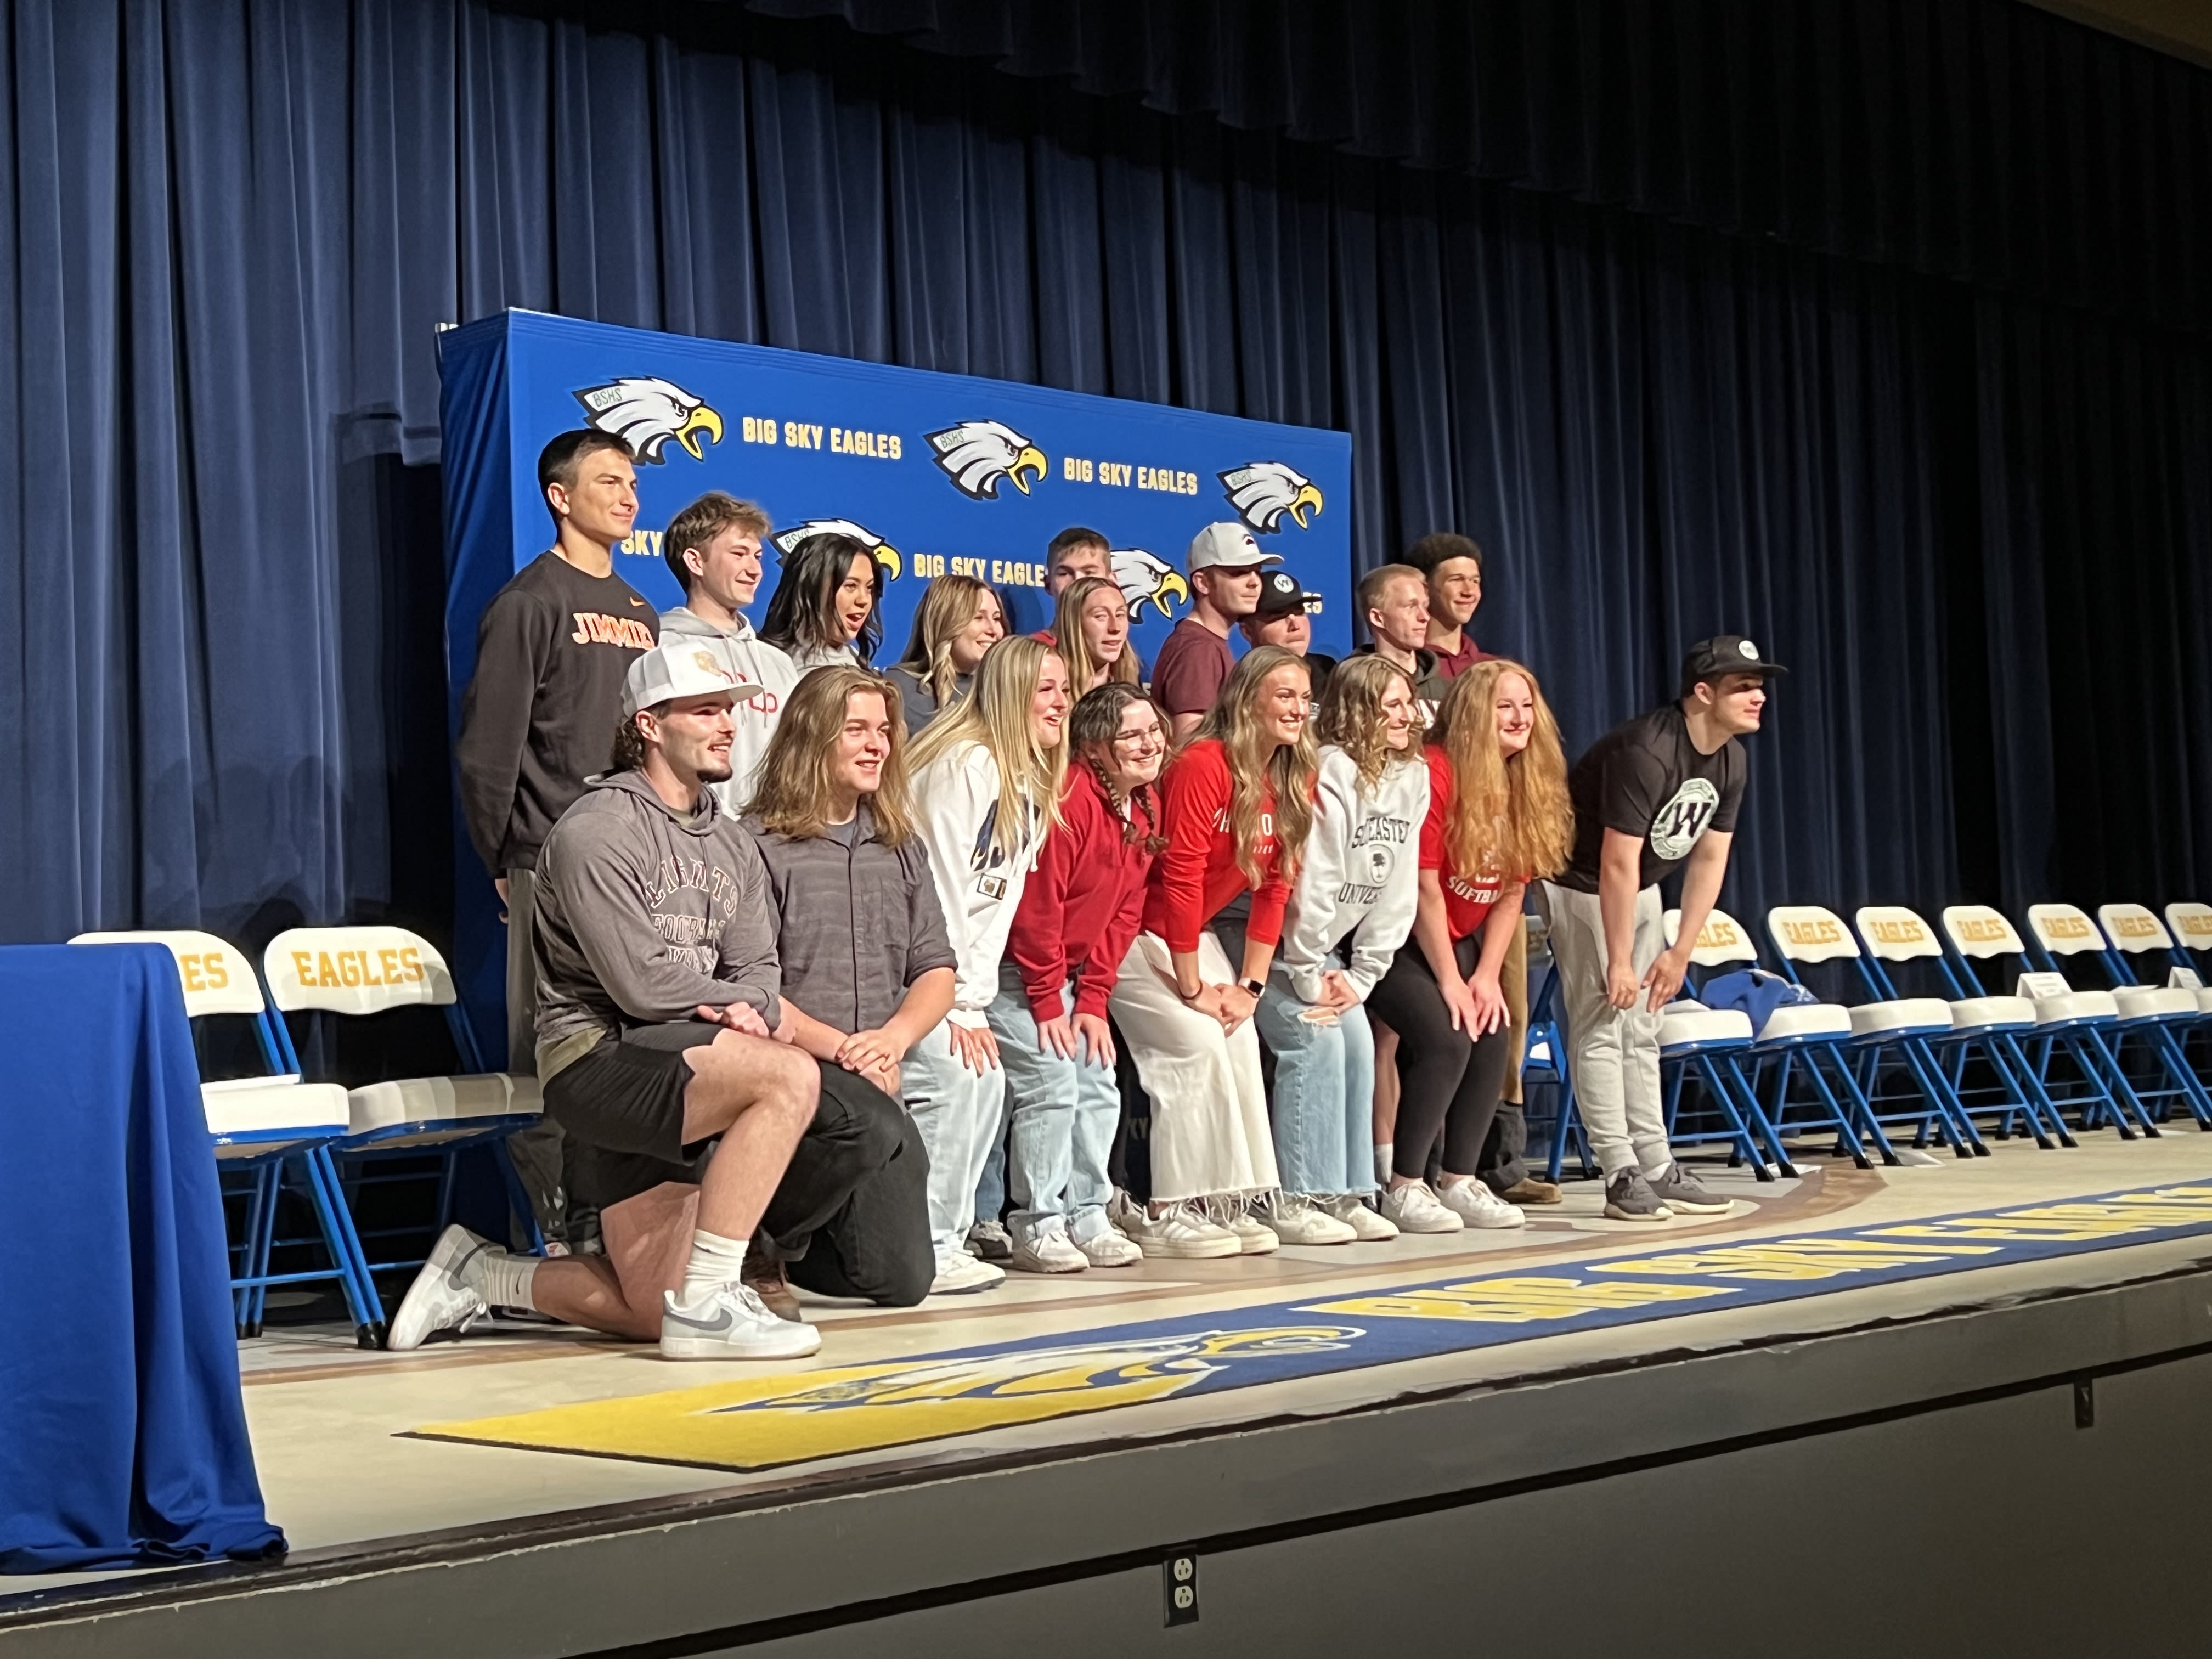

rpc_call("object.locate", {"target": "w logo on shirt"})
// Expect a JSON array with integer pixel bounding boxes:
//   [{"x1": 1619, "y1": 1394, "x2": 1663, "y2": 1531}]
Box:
[{"x1": 1649, "y1": 779, "x2": 1720, "y2": 862}]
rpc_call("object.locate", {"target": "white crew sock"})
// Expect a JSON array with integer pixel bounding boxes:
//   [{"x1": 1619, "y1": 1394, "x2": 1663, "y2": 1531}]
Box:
[
  {"x1": 678, "y1": 1228, "x2": 749, "y2": 1301},
  {"x1": 1373, "y1": 1143, "x2": 1393, "y2": 1188},
  {"x1": 472, "y1": 1247, "x2": 539, "y2": 1311}
]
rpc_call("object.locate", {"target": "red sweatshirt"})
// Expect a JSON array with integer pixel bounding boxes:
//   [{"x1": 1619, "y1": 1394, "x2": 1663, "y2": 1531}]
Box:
[
  {"x1": 1142, "y1": 740, "x2": 1290, "y2": 952},
  {"x1": 1007, "y1": 765, "x2": 1158, "y2": 1021}
]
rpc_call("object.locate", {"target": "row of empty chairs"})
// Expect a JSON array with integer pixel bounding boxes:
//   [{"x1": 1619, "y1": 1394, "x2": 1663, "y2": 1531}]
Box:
[
  {"x1": 72, "y1": 928, "x2": 541, "y2": 1347},
  {"x1": 1535, "y1": 901, "x2": 2212, "y2": 1185}
]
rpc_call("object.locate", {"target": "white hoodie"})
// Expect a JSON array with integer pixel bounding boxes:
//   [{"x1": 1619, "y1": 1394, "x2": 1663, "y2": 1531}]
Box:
[
  {"x1": 1277, "y1": 744, "x2": 1429, "y2": 1005},
  {"x1": 912, "y1": 741, "x2": 1047, "y2": 1028},
  {"x1": 656, "y1": 606, "x2": 801, "y2": 815}
]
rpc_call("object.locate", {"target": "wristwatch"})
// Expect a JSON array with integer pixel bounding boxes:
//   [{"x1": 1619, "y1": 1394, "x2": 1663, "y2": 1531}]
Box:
[{"x1": 1238, "y1": 977, "x2": 1266, "y2": 998}]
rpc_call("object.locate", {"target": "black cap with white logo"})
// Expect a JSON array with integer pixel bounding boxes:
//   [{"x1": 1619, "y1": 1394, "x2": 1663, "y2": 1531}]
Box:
[
  {"x1": 1252, "y1": 568, "x2": 1323, "y2": 619},
  {"x1": 1679, "y1": 635, "x2": 1788, "y2": 695}
]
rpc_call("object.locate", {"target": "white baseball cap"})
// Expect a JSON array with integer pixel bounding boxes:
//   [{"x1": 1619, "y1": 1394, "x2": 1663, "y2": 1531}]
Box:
[
  {"x1": 1186, "y1": 522, "x2": 1280, "y2": 573},
  {"x1": 622, "y1": 643, "x2": 764, "y2": 716}
]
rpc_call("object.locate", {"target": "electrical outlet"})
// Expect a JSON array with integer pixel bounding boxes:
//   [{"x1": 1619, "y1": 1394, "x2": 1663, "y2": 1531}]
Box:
[{"x1": 1164, "y1": 1552, "x2": 1199, "y2": 1626}]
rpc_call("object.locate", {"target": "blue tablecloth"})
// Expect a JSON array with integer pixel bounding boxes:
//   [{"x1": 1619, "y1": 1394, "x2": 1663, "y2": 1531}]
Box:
[{"x1": 0, "y1": 944, "x2": 285, "y2": 1571}]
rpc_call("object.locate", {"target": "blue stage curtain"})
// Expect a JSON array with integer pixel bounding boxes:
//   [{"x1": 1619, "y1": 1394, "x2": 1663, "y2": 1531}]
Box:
[{"x1": 0, "y1": 0, "x2": 2205, "y2": 971}]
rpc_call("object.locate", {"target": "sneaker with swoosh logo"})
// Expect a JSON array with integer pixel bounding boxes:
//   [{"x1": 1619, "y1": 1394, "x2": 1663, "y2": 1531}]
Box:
[{"x1": 660, "y1": 1282, "x2": 823, "y2": 1360}]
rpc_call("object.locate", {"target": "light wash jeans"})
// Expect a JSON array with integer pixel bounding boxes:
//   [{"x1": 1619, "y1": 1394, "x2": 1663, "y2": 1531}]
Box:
[
  {"x1": 984, "y1": 963, "x2": 1121, "y2": 1248},
  {"x1": 1256, "y1": 966, "x2": 1377, "y2": 1196},
  {"x1": 973, "y1": 1121, "x2": 1008, "y2": 1228},
  {"x1": 901, "y1": 1019, "x2": 1007, "y2": 1264}
]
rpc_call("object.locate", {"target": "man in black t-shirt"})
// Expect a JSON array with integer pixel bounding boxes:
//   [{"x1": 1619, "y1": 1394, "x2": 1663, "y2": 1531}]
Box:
[{"x1": 1542, "y1": 635, "x2": 1785, "y2": 1222}]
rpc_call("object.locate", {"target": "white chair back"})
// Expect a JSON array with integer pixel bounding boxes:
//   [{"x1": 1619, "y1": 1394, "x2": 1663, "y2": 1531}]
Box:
[
  {"x1": 2025, "y1": 903, "x2": 2107, "y2": 957},
  {"x1": 1942, "y1": 905, "x2": 2024, "y2": 958},
  {"x1": 1662, "y1": 907, "x2": 1758, "y2": 967},
  {"x1": 71, "y1": 930, "x2": 267, "y2": 1018},
  {"x1": 1854, "y1": 905, "x2": 1943, "y2": 962},
  {"x1": 2161, "y1": 902, "x2": 2212, "y2": 955},
  {"x1": 2096, "y1": 903, "x2": 2172, "y2": 955},
  {"x1": 1767, "y1": 906, "x2": 1860, "y2": 964},
  {"x1": 264, "y1": 927, "x2": 456, "y2": 1015}
]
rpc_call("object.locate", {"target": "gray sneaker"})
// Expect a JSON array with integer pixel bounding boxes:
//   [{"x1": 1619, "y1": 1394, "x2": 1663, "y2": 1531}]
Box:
[
  {"x1": 1603, "y1": 1170, "x2": 1673, "y2": 1222},
  {"x1": 1646, "y1": 1162, "x2": 1731, "y2": 1215}
]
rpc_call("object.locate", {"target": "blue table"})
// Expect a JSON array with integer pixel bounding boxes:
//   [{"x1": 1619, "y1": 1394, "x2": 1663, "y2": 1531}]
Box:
[{"x1": 0, "y1": 943, "x2": 285, "y2": 1571}]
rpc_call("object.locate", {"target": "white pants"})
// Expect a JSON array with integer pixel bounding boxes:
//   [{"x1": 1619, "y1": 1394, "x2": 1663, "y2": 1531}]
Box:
[
  {"x1": 901, "y1": 1019, "x2": 1007, "y2": 1263},
  {"x1": 1541, "y1": 881, "x2": 1672, "y2": 1178},
  {"x1": 1107, "y1": 932, "x2": 1279, "y2": 1201}
]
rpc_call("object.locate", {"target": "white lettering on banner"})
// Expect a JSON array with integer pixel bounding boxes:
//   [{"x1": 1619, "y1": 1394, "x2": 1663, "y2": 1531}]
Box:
[{"x1": 1648, "y1": 778, "x2": 1719, "y2": 861}]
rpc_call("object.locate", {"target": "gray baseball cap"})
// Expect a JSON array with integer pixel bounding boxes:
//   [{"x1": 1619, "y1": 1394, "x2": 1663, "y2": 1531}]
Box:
[{"x1": 1186, "y1": 522, "x2": 1279, "y2": 573}]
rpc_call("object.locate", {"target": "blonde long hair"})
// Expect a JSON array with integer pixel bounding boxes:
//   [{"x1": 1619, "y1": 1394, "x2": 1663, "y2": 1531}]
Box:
[
  {"x1": 905, "y1": 634, "x2": 1069, "y2": 861},
  {"x1": 894, "y1": 574, "x2": 1000, "y2": 704},
  {"x1": 1185, "y1": 645, "x2": 1317, "y2": 886},
  {"x1": 746, "y1": 667, "x2": 917, "y2": 846},
  {"x1": 1052, "y1": 575, "x2": 1141, "y2": 696},
  {"x1": 1316, "y1": 654, "x2": 1420, "y2": 792},
  {"x1": 1434, "y1": 658, "x2": 1572, "y2": 881}
]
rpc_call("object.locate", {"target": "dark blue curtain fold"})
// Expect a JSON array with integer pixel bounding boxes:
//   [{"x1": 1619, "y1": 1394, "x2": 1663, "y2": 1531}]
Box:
[{"x1": 0, "y1": 0, "x2": 2205, "y2": 964}]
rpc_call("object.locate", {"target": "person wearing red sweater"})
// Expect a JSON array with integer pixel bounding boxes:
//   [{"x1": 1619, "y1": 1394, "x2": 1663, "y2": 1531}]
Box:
[
  {"x1": 1109, "y1": 646, "x2": 1318, "y2": 1258},
  {"x1": 988, "y1": 684, "x2": 1167, "y2": 1273}
]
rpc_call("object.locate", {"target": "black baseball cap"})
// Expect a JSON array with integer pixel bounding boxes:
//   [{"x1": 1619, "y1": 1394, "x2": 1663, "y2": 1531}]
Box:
[
  {"x1": 1680, "y1": 634, "x2": 1788, "y2": 695},
  {"x1": 1252, "y1": 568, "x2": 1323, "y2": 619}
]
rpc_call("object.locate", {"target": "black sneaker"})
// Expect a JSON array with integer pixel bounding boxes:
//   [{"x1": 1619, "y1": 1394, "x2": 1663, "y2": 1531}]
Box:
[
  {"x1": 1646, "y1": 1163, "x2": 1731, "y2": 1215},
  {"x1": 1603, "y1": 1170, "x2": 1673, "y2": 1222}
]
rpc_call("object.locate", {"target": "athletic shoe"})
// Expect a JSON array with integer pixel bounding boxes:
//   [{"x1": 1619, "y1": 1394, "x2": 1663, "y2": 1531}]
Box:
[
  {"x1": 741, "y1": 1253, "x2": 804, "y2": 1323},
  {"x1": 1379, "y1": 1182, "x2": 1464, "y2": 1234},
  {"x1": 1497, "y1": 1176, "x2": 1564, "y2": 1205},
  {"x1": 1261, "y1": 1193, "x2": 1357, "y2": 1245},
  {"x1": 1106, "y1": 1190, "x2": 1142, "y2": 1239},
  {"x1": 659, "y1": 1282, "x2": 822, "y2": 1361},
  {"x1": 1010, "y1": 1231, "x2": 1088, "y2": 1274},
  {"x1": 930, "y1": 1251, "x2": 1006, "y2": 1295},
  {"x1": 1438, "y1": 1178, "x2": 1527, "y2": 1229},
  {"x1": 1073, "y1": 1227, "x2": 1144, "y2": 1267},
  {"x1": 1119, "y1": 1200, "x2": 1241, "y2": 1260},
  {"x1": 387, "y1": 1223, "x2": 494, "y2": 1352},
  {"x1": 1323, "y1": 1194, "x2": 1400, "y2": 1241},
  {"x1": 967, "y1": 1220, "x2": 1013, "y2": 1262},
  {"x1": 1210, "y1": 1197, "x2": 1281, "y2": 1255},
  {"x1": 1603, "y1": 1170, "x2": 1673, "y2": 1222},
  {"x1": 1645, "y1": 1162, "x2": 1731, "y2": 1215}
]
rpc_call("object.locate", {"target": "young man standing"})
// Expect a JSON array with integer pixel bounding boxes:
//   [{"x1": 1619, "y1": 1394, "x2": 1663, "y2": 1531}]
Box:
[
  {"x1": 1542, "y1": 636, "x2": 1786, "y2": 1221},
  {"x1": 392, "y1": 644, "x2": 834, "y2": 1359},
  {"x1": 1350, "y1": 564, "x2": 1450, "y2": 724},
  {"x1": 1150, "y1": 522, "x2": 1276, "y2": 738},
  {"x1": 455, "y1": 429, "x2": 657, "y2": 1250},
  {"x1": 1045, "y1": 527, "x2": 1112, "y2": 599},
  {"x1": 1404, "y1": 532, "x2": 1492, "y2": 680},
  {"x1": 657, "y1": 491, "x2": 799, "y2": 811}
]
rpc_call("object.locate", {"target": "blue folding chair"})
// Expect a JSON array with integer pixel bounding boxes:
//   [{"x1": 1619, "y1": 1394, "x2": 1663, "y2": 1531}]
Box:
[
  {"x1": 1526, "y1": 953, "x2": 1594, "y2": 1183},
  {"x1": 1666, "y1": 907, "x2": 1893, "y2": 1171},
  {"x1": 2039, "y1": 905, "x2": 2211, "y2": 1130},
  {"x1": 262, "y1": 927, "x2": 545, "y2": 1323},
  {"x1": 1940, "y1": 905, "x2": 2152, "y2": 1141},
  {"x1": 71, "y1": 930, "x2": 381, "y2": 1345},
  {"x1": 1853, "y1": 905, "x2": 2072, "y2": 1150},
  {"x1": 2164, "y1": 901, "x2": 2212, "y2": 1081}
]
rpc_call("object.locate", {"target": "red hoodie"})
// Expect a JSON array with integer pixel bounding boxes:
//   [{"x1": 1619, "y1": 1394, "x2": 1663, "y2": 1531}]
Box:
[
  {"x1": 1007, "y1": 765, "x2": 1158, "y2": 1021},
  {"x1": 1142, "y1": 739, "x2": 1290, "y2": 952}
]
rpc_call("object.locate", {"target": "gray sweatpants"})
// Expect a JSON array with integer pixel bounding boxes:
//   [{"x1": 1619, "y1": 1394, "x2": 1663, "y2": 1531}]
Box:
[{"x1": 1540, "y1": 881, "x2": 1673, "y2": 1178}]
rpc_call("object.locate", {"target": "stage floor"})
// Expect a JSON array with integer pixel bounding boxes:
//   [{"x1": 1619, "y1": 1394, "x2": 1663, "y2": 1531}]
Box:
[{"x1": 13, "y1": 1129, "x2": 2212, "y2": 1637}]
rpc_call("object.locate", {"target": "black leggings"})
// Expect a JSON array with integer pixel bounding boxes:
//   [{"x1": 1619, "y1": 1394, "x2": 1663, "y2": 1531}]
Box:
[{"x1": 1367, "y1": 935, "x2": 1513, "y2": 1181}]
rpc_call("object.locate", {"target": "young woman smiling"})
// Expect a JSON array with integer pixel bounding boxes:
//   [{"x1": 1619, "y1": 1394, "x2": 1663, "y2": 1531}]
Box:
[
  {"x1": 887, "y1": 573, "x2": 1005, "y2": 732},
  {"x1": 760, "y1": 532, "x2": 884, "y2": 671}
]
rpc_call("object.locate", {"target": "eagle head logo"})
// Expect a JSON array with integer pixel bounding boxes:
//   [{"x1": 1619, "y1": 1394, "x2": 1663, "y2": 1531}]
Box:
[
  {"x1": 772, "y1": 518, "x2": 904, "y2": 583},
  {"x1": 926, "y1": 421, "x2": 1049, "y2": 500},
  {"x1": 572, "y1": 377, "x2": 725, "y2": 464},
  {"x1": 1109, "y1": 547, "x2": 1190, "y2": 623},
  {"x1": 1219, "y1": 460, "x2": 1325, "y2": 533}
]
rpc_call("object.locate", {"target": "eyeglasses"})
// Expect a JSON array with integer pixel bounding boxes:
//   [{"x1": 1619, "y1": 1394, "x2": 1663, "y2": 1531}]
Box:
[{"x1": 1113, "y1": 727, "x2": 1166, "y2": 751}]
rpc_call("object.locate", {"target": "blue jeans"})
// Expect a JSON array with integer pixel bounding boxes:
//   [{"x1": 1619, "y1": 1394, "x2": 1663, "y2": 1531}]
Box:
[
  {"x1": 1255, "y1": 969, "x2": 1377, "y2": 1197},
  {"x1": 984, "y1": 964, "x2": 1121, "y2": 1247},
  {"x1": 973, "y1": 1118, "x2": 1008, "y2": 1227}
]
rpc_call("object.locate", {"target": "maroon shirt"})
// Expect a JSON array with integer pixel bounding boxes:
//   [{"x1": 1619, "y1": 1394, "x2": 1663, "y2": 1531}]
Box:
[
  {"x1": 1431, "y1": 632, "x2": 1496, "y2": 680},
  {"x1": 1149, "y1": 616, "x2": 1235, "y2": 715}
]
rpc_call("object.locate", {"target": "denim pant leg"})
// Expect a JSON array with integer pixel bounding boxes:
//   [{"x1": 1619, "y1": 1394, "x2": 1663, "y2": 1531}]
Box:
[
  {"x1": 985, "y1": 969, "x2": 1079, "y2": 1248},
  {"x1": 972, "y1": 1102, "x2": 1009, "y2": 1226},
  {"x1": 1334, "y1": 1004, "x2": 1377, "y2": 1194},
  {"x1": 1254, "y1": 977, "x2": 1350, "y2": 1196}
]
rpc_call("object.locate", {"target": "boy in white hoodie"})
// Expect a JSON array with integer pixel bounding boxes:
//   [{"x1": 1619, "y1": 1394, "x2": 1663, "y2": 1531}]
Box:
[{"x1": 656, "y1": 492, "x2": 800, "y2": 812}]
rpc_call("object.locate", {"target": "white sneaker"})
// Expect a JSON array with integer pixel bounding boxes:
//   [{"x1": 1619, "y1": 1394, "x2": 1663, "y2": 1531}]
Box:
[
  {"x1": 1210, "y1": 1196, "x2": 1281, "y2": 1255},
  {"x1": 1323, "y1": 1194, "x2": 1400, "y2": 1241},
  {"x1": 1380, "y1": 1181, "x2": 1464, "y2": 1234},
  {"x1": 387, "y1": 1223, "x2": 494, "y2": 1351},
  {"x1": 659, "y1": 1282, "x2": 822, "y2": 1360},
  {"x1": 1009, "y1": 1231, "x2": 1088, "y2": 1274},
  {"x1": 930, "y1": 1251, "x2": 1006, "y2": 1295},
  {"x1": 1262, "y1": 1193, "x2": 1357, "y2": 1245},
  {"x1": 1073, "y1": 1227, "x2": 1144, "y2": 1267},
  {"x1": 1120, "y1": 1200, "x2": 1241, "y2": 1260},
  {"x1": 1105, "y1": 1189, "x2": 1145, "y2": 1240},
  {"x1": 1438, "y1": 1178, "x2": 1527, "y2": 1229}
]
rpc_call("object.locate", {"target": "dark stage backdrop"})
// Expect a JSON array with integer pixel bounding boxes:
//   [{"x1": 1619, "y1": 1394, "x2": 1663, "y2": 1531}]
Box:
[{"x1": 2, "y1": 0, "x2": 2208, "y2": 1005}]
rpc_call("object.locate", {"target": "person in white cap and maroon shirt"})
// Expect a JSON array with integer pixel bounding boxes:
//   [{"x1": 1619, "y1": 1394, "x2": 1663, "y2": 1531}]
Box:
[
  {"x1": 1541, "y1": 635, "x2": 1786, "y2": 1222},
  {"x1": 1150, "y1": 522, "x2": 1278, "y2": 739}
]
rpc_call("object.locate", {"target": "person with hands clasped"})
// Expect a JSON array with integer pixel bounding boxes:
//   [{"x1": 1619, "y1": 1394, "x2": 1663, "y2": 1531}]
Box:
[
  {"x1": 1368, "y1": 660, "x2": 1573, "y2": 1234},
  {"x1": 1542, "y1": 636, "x2": 1785, "y2": 1221},
  {"x1": 903, "y1": 636, "x2": 1072, "y2": 1294},
  {"x1": 1108, "y1": 646, "x2": 1316, "y2": 1259},
  {"x1": 990, "y1": 683, "x2": 1167, "y2": 1273}
]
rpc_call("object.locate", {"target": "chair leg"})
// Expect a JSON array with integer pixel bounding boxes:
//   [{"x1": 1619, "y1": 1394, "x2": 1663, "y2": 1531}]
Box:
[
  {"x1": 2081, "y1": 1032, "x2": 2157, "y2": 1139},
  {"x1": 1692, "y1": 1054, "x2": 1776, "y2": 1180},
  {"x1": 1804, "y1": 1046, "x2": 1881, "y2": 1168},
  {"x1": 1720, "y1": 1054, "x2": 1796, "y2": 1178},
  {"x1": 302, "y1": 1148, "x2": 385, "y2": 1349},
  {"x1": 2151, "y1": 1027, "x2": 2212, "y2": 1127}
]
